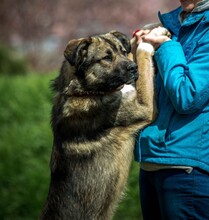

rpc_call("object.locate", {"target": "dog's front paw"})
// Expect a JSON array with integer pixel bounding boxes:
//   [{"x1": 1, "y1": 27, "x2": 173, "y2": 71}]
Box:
[
  {"x1": 137, "y1": 42, "x2": 154, "y2": 56},
  {"x1": 150, "y1": 27, "x2": 171, "y2": 38}
]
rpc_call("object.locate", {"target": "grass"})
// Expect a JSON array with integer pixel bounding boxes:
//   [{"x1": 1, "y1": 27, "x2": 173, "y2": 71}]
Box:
[{"x1": 0, "y1": 73, "x2": 142, "y2": 220}]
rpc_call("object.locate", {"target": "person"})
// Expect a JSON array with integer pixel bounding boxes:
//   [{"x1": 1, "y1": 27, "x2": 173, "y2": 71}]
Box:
[{"x1": 133, "y1": 0, "x2": 209, "y2": 219}]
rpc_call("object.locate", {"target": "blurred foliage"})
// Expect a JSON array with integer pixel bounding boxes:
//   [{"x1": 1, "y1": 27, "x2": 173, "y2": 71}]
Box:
[
  {"x1": 0, "y1": 74, "x2": 142, "y2": 220},
  {"x1": 0, "y1": 74, "x2": 52, "y2": 220},
  {"x1": 0, "y1": 45, "x2": 28, "y2": 76}
]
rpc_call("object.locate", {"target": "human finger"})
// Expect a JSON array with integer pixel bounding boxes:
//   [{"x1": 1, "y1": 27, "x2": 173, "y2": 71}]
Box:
[
  {"x1": 135, "y1": 30, "x2": 150, "y2": 44},
  {"x1": 142, "y1": 35, "x2": 170, "y2": 49}
]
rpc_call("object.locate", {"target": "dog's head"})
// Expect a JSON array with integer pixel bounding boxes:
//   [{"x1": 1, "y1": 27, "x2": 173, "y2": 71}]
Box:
[{"x1": 53, "y1": 31, "x2": 138, "y2": 96}]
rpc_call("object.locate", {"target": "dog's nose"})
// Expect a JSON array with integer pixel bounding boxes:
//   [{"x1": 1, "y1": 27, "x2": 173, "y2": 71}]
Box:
[
  {"x1": 127, "y1": 63, "x2": 138, "y2": 73},
  {"x1": 127, "y1": 63, "x2": 138, "y2": 80}
]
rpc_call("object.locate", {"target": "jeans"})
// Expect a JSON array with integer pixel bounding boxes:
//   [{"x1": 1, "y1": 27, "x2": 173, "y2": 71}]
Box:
[{"x1": 139, "y1": 168, "x2": 209, "y2": 220}]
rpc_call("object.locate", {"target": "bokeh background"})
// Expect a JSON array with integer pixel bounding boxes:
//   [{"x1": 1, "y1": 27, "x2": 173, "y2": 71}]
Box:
[{"x1": 0, "y1": 1, "x2": 180, "y2": 219}]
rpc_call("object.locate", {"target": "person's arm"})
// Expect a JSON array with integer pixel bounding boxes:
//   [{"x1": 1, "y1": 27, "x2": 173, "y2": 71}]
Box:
[{"x1": 144, "y1": 29, "x2": 209, "y2": 114}]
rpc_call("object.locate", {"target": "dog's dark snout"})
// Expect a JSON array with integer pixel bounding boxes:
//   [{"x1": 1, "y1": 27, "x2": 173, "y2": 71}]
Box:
[
  {"x1": 127, "y1": 63, "x2": 138, "y2": 72},
  {"x1": 127, "y1": 63, "x2": 138, "y2": 80}
]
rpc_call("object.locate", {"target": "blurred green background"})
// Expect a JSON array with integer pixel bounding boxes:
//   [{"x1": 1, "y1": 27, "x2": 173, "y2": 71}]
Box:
[{"x1": 0, "y1": 1, "x2": 180, "y2": 219}]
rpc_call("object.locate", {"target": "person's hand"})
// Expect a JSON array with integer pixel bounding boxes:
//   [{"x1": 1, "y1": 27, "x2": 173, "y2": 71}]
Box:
[
  {"x1": 130, "y1": 29, "x2": 151, "y2": 61},
  {"x1": 134, "y1": 29, "x2": 151, "y2": 44},
  {"x1": 141, "y1": 27, "x2": 171, "y2": 50}
]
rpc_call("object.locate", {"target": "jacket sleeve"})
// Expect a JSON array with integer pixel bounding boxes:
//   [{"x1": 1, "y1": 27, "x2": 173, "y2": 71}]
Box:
[{"x1": 155, "y1": 33, "x2": 209, "y2": 114}]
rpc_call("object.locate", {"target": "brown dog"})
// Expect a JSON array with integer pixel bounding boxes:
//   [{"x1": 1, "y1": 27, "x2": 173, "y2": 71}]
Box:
[{"x1": 40, "y1": 31, "x2": 158, "y2": 220}]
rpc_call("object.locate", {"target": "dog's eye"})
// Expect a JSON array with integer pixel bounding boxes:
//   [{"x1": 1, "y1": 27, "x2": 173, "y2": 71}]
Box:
[
  {"x1": 120, "y1": 46, "x2": 127, "y2": 56},
  {"x1": 121, "y1": 49, "x2": 127, "y2": 56},
  {"x1": 123, "y1": 51, "x2": 128, "y2": 56},
  {"x1": 103, "y1": 54, "x2": 112, "y2": 61}
]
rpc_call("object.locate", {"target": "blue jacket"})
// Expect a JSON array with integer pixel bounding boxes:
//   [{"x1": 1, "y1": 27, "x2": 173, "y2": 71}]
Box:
[{"x1": 135, "y1": 7, "x2": 209, "y2": 173}]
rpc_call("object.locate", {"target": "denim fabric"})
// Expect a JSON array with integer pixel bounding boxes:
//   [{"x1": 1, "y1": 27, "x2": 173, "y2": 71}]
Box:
[{"x1": 139, "y1": 168, "x2": 209, "y2": 220}]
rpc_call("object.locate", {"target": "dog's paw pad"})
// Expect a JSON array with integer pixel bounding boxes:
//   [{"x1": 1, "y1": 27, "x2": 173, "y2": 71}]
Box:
[{"x1": 137, "y1": 42, "x2": 154, "y2": 55}]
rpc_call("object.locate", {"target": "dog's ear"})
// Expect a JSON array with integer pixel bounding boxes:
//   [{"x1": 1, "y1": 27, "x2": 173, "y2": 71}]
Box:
[
  {"x1": 64, "y1": 38, "x2": 91, "y2": 66},
  {"x1": 110, "y1": 31, "x2": 131, "y2": 54}
]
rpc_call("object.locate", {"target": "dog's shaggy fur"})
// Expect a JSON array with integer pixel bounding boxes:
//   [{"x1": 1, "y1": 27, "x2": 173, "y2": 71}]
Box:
[{"x1": 40, "y1": 30, "x2": 160, "y2": 220}]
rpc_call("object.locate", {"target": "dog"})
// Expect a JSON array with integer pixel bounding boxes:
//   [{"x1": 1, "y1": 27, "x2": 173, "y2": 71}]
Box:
[{"x1": 40, "y1": 29, "x2": 168, "y2": 220}]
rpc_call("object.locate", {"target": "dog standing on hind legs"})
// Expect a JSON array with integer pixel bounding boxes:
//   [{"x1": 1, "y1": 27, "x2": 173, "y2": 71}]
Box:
[{"x1": 40, "y1": 29, "x2": 169, "y2": 220}]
